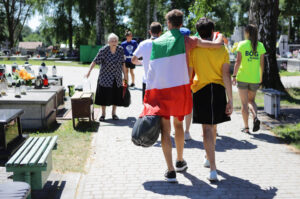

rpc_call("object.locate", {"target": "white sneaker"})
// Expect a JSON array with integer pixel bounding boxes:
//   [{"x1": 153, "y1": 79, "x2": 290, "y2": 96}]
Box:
[
  {"x1": 207, "y1": 170, "x2": 218, "y2": 181},
  {"x1": 184, "y1": 132, "x2": 192, "y2": 140},
  {"x1": 203, "y1": 156, "x2": 210, "y2": 168}
]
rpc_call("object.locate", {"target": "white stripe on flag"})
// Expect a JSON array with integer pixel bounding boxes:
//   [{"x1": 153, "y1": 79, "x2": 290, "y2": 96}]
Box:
[{"x1": 146, "y1": 53, "x2": 189, "y2": 90}]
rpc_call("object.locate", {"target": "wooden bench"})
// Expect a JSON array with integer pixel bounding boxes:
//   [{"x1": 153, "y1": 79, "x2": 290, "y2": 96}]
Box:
[{"x1": 5, "y1": 136, "x2": 58, "y2": 192}]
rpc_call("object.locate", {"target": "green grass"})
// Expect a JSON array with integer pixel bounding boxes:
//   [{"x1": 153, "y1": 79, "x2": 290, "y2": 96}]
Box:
[
  {"x1": 280, "y1": 70, "x2": 300, "y2": 76},
  {"x1": 0, "y1": 60, "x2": 91, "y2": 67},
  {"x1": 273, "y1": 123, "x2": 300, "y2": 150},
  {"x1": 233, "y1": 88, "x2": 300, "y2": 109},
  {"x1": 24, "y1": 120, "x2": 99, "y2": 173}
]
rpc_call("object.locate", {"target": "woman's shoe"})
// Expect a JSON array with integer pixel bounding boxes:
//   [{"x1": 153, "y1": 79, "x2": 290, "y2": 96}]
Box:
[
  {"x1": 99, "y1": 115, "x2": 105, "y2": 121},
  {"x1": 112, "y1": 115, "x2": 119, "y2": 120},
  {"x1": 253, "y1": 117, "x2": 260, "y2": 132},
  {"x1": 241, "y1": 127, "x2": 250, "y2": 134}
]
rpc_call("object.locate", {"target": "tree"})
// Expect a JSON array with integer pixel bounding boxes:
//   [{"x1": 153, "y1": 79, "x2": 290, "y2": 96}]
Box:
[
  {"x1": 0, "y1": 7, "x2": 7, "y2": 43},
  {"x1": 0, "y1": 0, "x2": 34, "y2": 48},
  {"x1": 249, "y1": 0, "x2": 286, "y2": 92},
  {"x1": 280, "y1": 0, "x2": 300, "y2": 43},
  {"x1": 187, "y1": 0, "x2": 237, "y2": 36},
  {"x1": 96, "y1": 0, "x2": 105, "y2": 45}
]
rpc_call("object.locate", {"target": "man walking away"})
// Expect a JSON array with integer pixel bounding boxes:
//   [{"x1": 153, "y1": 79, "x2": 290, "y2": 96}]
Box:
[
  {"x1": 121, "y1": 31, "x2": 138, "y2": 87},
  {"x1": 132, "y1": 22, "x2": 162, "y2": 101},
  {"x1": 140, "y1": 10, "x2": 224, "y2": 183},
  {"x1": 189, "y1": 17, "x2": 233, "y2": 181}
]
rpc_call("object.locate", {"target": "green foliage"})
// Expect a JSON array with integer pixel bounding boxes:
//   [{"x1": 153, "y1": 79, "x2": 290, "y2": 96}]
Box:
[
  {"x1": 273, "y1": 123, "x2": 300, "y2": 149},
  {"x1": 187, "y1": 0, "x2": 238, "y2": 36}
]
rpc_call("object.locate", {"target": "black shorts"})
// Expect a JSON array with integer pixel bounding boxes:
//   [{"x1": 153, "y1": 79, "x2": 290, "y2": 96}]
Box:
[
  {"x1": 193, "y1": 83, "x2": 231, "y2": 125},
  {"x1": 125, "y1": 62, "x2": 135, "y2": 69}
]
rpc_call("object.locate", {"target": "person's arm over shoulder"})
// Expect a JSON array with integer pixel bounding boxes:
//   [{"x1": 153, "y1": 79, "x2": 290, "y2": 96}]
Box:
[{"x1": 196, "y1": 33, "x2": 224, "y2": 48}]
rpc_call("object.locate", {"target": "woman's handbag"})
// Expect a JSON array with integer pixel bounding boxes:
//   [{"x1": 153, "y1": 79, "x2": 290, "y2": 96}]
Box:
[
  {"x1": 132, "y1": 115, "x2": 161, "y2": 147},
  {"x1": 122, "y1": 85, "x2": 131, "y2": 107}
]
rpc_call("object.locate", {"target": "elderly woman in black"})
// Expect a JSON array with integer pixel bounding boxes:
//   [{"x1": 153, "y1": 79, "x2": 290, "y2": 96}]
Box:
[{"x1": 86, "y1": 33, "x2": 128, "y2": 121}]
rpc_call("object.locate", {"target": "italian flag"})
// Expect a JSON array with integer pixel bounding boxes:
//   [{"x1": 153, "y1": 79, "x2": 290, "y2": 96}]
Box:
[{"x1": 141, "y1": 29, "x2": 193, "y2": 117}]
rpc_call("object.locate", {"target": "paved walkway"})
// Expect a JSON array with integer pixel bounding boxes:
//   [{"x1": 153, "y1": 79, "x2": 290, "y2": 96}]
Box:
[
  {"x1": 76, "y1": 66, "x2": 300, "y2": 199},
  {"x1": 1, "y1": 65, "x2": 299, "y2": 198}
]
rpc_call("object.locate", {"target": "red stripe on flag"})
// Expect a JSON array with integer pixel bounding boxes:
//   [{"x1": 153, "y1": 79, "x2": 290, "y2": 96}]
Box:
[{"x1": 141, "y1": 84, "x2": 192, "y2": 117}]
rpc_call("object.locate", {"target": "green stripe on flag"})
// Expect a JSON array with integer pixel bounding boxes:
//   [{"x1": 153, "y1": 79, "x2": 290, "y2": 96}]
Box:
[{"x1": 150, "y1": 29, "x2": 186, "y2": 60}]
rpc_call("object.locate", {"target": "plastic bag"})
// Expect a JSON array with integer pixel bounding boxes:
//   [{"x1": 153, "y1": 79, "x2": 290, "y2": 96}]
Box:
[
  {"x1": 132, "y1": 115, "x2": 161, "y2": 147},
  {"x1": 83, "y1": 78, "x2": 91, "y2": 92}
]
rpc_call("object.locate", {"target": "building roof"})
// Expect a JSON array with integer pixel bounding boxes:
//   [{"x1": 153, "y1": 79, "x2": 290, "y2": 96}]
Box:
[{"x1": 18, "y1": 42, "x2": 43, "y2": 50}]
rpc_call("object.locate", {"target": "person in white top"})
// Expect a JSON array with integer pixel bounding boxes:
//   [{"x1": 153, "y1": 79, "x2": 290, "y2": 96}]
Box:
[{"x1": 131, "y1": 22, "x2": 162, "y2": 101}]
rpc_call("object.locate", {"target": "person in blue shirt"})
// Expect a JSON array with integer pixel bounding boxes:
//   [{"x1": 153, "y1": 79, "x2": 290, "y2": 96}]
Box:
[{"x1": 121, "y1": 31, "x2": 138, "y2": 87}]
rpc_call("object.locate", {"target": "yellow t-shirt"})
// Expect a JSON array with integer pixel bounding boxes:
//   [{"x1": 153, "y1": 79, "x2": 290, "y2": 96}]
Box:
[{"x1": 189, "y1": 46, "x2": 230, "y2": 93}]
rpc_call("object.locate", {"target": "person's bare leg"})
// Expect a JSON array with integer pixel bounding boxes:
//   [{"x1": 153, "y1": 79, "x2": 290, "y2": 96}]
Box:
[
  {"x1": 161, "y1": 118, "x2": 174, "y2": 171},
  {"x1": 248, "y1": 90, "x2": 257, "y2": 119},
  {"x1": 213, "y1": 125, "x2": 217, "y2": 146},
  {"x1": 185, "y1": 113, "x2": 192, "y2": 133},
  {"x1": 174, "y1": 118, "x2": 184, "y2": 161},
  {"x1": 112, "y1": 105, "x2": 117, "y2": 115},
  {"x1": 238, "y1": 89, "x2": 249, "y2": 130},
  {"x1": 130, "y1": 68, "x2": 135, "y2": 85},
  {"x1": 203, "y1": 124, "x2": 217, "y2": 171},
  {"x1": 101, "y1": 106, "x2": 106, "y2": 116},
  {"x1": 125, "y1": 67, "x2": 129, "y2": 83}
]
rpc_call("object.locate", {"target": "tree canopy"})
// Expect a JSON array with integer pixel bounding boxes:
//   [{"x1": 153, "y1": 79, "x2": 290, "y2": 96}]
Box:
[{"x1": 0, "y1": 0, "x2": 300, "y2": 48}]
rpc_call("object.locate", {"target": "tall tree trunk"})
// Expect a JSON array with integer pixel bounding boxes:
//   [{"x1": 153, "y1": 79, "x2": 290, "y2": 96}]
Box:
[
  {"x1": 146, "y1": 0, "x2": 150, "y2": 38},
  {"x1": 153, "y1": 2, "x2": 157, "y2": 21},
  {"x1": 249, "y1": 0, "x2": 286, "y2": 92},
  {"x1": 96, "y1": 0, "x2": 105, "y2": 45},
  {"x1": 67, "y1": 4, "x2": 73, "y2": 51}
]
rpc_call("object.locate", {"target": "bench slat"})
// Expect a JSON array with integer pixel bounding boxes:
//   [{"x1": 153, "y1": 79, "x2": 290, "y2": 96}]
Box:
[
  {"x1": 14, "y1": 137, "x2": 39, "y2": 165},
  {"x1": 20, "y1": 137, "x2": 46, "y2": 165},
  {"x1": 29, "y1": 137, "x2": 51, "y2": 165},
  {"x1": 6, "y1": 137, "x2": 34, "y2": 166},
  {"x1": 38, "y1": 136, "x2": 58, "y2": 166}
]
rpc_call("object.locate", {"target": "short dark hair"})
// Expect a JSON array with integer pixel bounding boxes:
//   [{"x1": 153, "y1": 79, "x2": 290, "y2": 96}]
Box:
[
  {"x1": 150, "y1": 22, "x2": 162, "y2": 35},
  {"x1": 165, "y1": 9, "x2": 183, "y2": 28},
  {"x1": 196, "y1": 17, "x2": 215, "y2": 39},
  {"x1": 125, "y1": 30, "x2": 132, "y2": 37}
]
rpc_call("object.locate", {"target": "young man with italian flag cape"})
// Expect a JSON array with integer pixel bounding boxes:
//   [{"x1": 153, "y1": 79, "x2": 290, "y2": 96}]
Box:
[{"x1": 141, "y1": 9, "x2": 224, "y2": 182}]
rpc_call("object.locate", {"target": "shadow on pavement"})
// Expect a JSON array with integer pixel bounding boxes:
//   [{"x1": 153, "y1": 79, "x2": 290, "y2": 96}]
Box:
[
  {"x1": 153, "y1": 135, "x2": 257, "y2": 152},
  {"x1": 143, "y1": 170, "x2": 277, "y2": 199},
  {"x1": 101, "y1": 117, "x2": 137, "y2": 128},
  {"x1": 251, "y1": 133, "x2": 283, "y2": 144},
  {"x1": 32, "y1": 180, "x2": 65, "y2": 199}
]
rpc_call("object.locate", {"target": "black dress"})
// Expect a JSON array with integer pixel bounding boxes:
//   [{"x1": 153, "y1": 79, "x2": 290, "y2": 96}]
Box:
[{"x1": 93, "y1": 45, "x2": 125, "y2": 106}]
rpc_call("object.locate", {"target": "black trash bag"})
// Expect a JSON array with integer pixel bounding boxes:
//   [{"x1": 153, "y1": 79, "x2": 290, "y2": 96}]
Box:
[
  {"x1": 132, "y1": 115, "x2": 161, "y2": 147},
  {"x1": 122, "y1": 86, "x2": 131, "y2": 107}
]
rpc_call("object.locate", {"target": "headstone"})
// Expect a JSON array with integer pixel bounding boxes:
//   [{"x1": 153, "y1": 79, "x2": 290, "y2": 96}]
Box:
[
  {"x1": 230, "y1": 26, "x2": 244, "y2": 43},
  {"x1": 278, "y1": 35, "x2": 289, "y2": 57}
]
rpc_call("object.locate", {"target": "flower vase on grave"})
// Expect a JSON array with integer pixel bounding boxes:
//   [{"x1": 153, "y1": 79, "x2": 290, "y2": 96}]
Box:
[
  {"x1": 14, "y1": 82, "x2": 21, "y2": 98},
  {"x1": 0, "y1": 74, "x2": 8, "y2": 96},
  {"x1": 6, "y1": 73, "x2": 13, "y2": 87},
  {"x1": 20, "y1": 80, "x2": 26, "y2": 95}
]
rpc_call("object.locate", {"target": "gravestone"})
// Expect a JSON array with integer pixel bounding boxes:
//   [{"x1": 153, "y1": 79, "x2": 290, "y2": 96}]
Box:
[{"x1": 278, "y1": 35, "x2": 289, "y2": 57}]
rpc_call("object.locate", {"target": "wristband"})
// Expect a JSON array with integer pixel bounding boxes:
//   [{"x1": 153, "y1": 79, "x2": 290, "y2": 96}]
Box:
[{"x1": 232, "y1": 75, "x2": 236, "y2": 78}]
